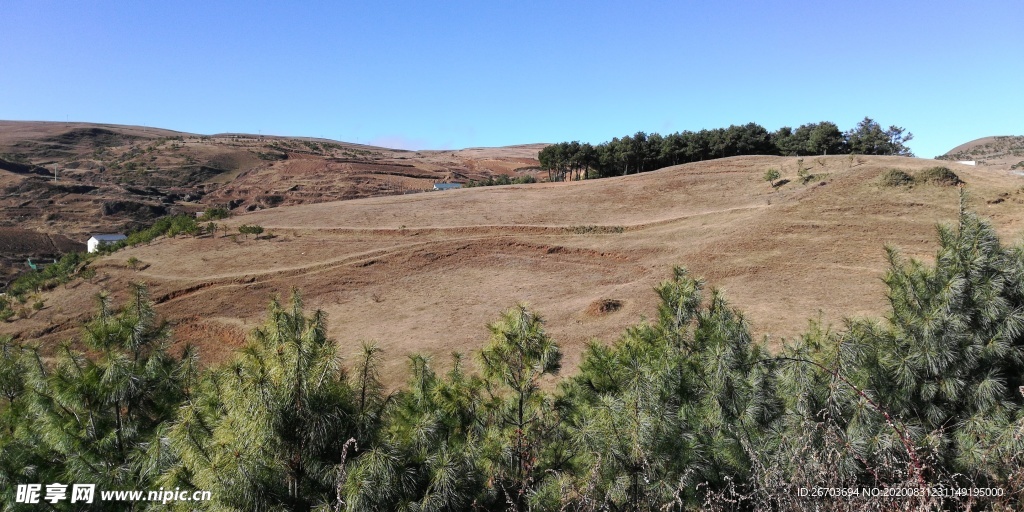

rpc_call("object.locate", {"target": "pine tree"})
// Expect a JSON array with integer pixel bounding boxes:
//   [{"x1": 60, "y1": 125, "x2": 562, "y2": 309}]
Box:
[
  {"x1": 343, "y1": 354, "x2": 486, "y2": 511},
  {"x1": 770, "y1": 199, "x2": 1024, "y2": 503},
  {"x1": 848, "y1": 202, "x2": 1024, "y2": 478},
  {"x1": 562, "y1": 268, "x2": 781, "y2": 510},
  {"x1": 4, "y1": 284, "x2": 193, "y2": 501},
  {"x1": 0, "y1": 336, "x2": 43, "y2": 500},
  {"x1": 478, "y1": 304, "x2": 563, "y2": 511},
  {"x1": 168, "y1": 291, "x2": 357, "y2": 511}
]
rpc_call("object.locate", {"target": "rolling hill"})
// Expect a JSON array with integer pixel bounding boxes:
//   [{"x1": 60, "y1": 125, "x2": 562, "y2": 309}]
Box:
[
  {"x1": 4, "y1": 152, "x2": 1023, "y2": 385},
  {"x1": 939, "y1": 135, "x2": 1024, "y2": 170},
  {"x1": 0, "y1": 120, "x2": 544, "y2": 285}
]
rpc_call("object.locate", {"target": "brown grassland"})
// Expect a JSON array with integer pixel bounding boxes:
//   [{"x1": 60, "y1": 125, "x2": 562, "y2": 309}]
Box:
[
  {"x1": 0, "y1": 120, "x2": 543, "y2": 288},
  {"x1": 5, "y1": 152, "x2": 1024, "y2": 386}
]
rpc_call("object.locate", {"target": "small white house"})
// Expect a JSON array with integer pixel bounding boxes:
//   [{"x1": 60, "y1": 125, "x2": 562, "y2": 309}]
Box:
[
  {"x1": 87, "y1": 233, "x2": 127, "y2": 253},
  {"x1": 956, "y1": 160, "x2": 977, "y2": 166},
  {"x1": 433, "y1": 183, "x2": 462, "y2": 191}
]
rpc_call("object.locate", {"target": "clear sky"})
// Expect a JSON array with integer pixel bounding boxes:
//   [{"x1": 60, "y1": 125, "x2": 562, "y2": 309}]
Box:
[{"x1": 2, "y1": 0, "x2": 1021, "y2": 158}]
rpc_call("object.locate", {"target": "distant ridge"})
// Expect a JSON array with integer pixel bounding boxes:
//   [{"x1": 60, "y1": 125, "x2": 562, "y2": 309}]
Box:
[
  {"x1": 939, "y1": 136, "x2": 1024, "y2": 170},
  {"x1": 0, "y1": 120, "x2": 545, "y2": 231}
]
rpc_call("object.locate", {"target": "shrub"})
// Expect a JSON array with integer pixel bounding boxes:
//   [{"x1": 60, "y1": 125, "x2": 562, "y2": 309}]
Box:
[
  {"x1": 99, "y1": 214, "x2": 203, "y2": 254},
  {"x1": 197, "y1": 207, "x2": 230, "y2": 221},
  {"x1": 4, "y1": 252, "x2": 91, "y2": 301},
  {"x1": 79, "y1": 267, "x2": 96, "y2": 282},
  {"x1": 878, "y1": 168, "x2": 914, "y2": 187},
  {"x1": 763, "y1": 168, "x2": 781, "y2": 187},
  {"x1": 238, "y1": 224, "x2": 265, "y2": 239},
  {"x1": 916, "y1": 166, "x2": 962, "y2": 186},
  {"x1": 797, "y1": 167, "x2": 810, "y2": 184},
  {"x1": 254, "y1": 151, "x2": 287, "y2": 161},
  {"x1": 465, "y1": 175, "x2": 536, "y2": 187},
  {"x1": 103, "y1": 217, "x2": 181, "y2": 252},
  {"x1": 567, "y1": 225, "x2": 625, "y2": 234}
]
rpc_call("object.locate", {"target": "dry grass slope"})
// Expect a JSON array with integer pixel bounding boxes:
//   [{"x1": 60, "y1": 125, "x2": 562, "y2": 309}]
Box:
[
  {"x1": 4, "y1": 154, "x2": 1024, "y2": 386},
  {"x1": 0, "y1": 120, "x2": 544, "y2": 286}
]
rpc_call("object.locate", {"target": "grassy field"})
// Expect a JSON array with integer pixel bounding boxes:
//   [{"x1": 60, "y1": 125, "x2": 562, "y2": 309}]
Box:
[{"x1": 5, "y1": 154, "x2": 1024, "y2": 385}]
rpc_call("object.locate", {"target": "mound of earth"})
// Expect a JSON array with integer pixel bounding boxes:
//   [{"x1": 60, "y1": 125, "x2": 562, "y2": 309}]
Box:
[{"x1": 586, "y1": 299, "x2": 624, "y2": 316}]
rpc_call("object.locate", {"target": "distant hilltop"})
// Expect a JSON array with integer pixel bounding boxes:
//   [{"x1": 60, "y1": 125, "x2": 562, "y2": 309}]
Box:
[
  {"x1": 939, "y1": 136, "x2": 1024, "y2": 170},
  {"x1": 0, "y1": 120, "x2": 544, "y2": 235}
]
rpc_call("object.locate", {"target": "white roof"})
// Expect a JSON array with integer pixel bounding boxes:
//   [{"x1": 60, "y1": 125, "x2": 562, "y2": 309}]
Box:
[{"x1": 89, "y1": 233, "x2": 127, "y2": 241}]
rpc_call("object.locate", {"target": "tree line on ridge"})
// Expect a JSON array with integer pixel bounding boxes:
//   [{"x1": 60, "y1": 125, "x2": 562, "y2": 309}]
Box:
[{"x1": 539, "y1": 117, "x2": 914, "y2": 182}]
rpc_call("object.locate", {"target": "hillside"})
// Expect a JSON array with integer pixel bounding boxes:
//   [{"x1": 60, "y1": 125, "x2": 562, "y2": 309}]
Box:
[
  {"x1": 0, "y1": 120, "x2": 543, "y2": 285},
  {"x1": 939, "y1": 135, "x2": 1024, "y2": 170},
  {"x1": 5, "y1": 154, "x2": 1023, "y2": 384}
]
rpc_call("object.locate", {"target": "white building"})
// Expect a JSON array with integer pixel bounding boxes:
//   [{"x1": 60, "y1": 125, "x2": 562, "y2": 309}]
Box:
[
  {"x1": 433, "y1": 183, "x2": 462, "y2": 191},
  {"x1": 87, "y1": 233, "x2": 127, "y2": 253}
]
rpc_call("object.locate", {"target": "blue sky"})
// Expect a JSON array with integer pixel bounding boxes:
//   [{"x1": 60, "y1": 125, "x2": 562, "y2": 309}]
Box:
[{"x1": 2, "y1": 1, "x2": 1021, "y2": 158}]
